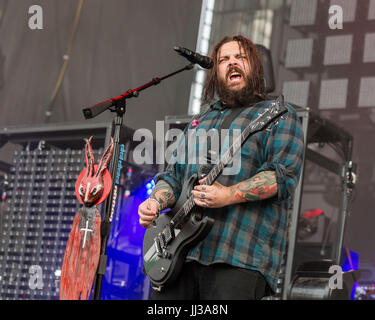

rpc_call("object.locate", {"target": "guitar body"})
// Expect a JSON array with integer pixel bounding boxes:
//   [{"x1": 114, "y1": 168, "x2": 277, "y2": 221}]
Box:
[{"x1": 143, "y1": 173, "x2": 214, "y2": 287}]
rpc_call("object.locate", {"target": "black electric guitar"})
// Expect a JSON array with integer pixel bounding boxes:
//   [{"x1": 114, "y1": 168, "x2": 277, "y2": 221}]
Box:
[{"x1": 142, "y1": 95, "x2": 288, "y2": 288}]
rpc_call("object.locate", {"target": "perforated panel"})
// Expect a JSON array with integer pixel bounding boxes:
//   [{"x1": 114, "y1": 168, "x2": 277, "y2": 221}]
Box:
[{"x1": 0, "y1": 148, "x2": 103, "y2": 299}]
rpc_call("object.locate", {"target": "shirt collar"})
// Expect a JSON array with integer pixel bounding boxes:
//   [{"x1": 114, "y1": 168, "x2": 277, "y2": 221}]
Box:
[{"x1": 210, "y1": 100, "x2": 226, "y2": 111}]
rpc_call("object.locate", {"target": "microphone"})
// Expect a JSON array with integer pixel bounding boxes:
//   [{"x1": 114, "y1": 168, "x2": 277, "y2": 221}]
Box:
[
  {"x1": 174, "y1": 46, "x2": 213, "y2": 69},
  {"x1": 82, "y1": 99, "x2": 114, "y2": 119}
]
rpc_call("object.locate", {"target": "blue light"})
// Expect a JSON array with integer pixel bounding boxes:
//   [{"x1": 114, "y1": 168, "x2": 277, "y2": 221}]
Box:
[
  {"x1": 341, "y1": 248, "x2": 359, "y2": 300},
  {"x1": 147, "y1": 189, "x2": 152, "y2": 195},
  {"x1": 146, "y1": 183, "x2": 152, "y2": 189}
]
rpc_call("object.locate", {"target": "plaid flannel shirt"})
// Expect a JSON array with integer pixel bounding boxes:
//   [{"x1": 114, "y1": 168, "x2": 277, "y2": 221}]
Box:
[{"x1": 154, "y1": 97, "x2": 305, "y2": 293}]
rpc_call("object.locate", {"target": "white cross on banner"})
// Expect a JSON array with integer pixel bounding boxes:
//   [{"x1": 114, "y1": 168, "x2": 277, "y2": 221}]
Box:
[{"x1": 80, "y1": 220, "x2": 93, "y2": 249}]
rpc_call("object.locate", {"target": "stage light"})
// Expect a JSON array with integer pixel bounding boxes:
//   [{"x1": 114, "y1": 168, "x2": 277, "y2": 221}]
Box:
[
  {"x1": 285, "y1": 38, "x2": 314, "y2": 68},
  {"x1": 289, "y1": 0, "x2": 317, "y2": 26},
  {"x1": 187, "y1": 0, "x2": 216, "y2": 115},
  {"x1": 282, "y1": 80, "x2": 310, "y2": 107},
  {"x1": 363, "y1": 33, "x2": 375, "y2": 63},
  {"x1": 330, "y1": 0, "x2": 357, "y2": 23},
  {"x1": 358, "y1": 77, "x2": 375, "y2": 107},
  {"x1": 124, "y1": 190, "x2": 131, "y2": 199},
  {"x1": 324, "y1": 35, "x2": 353, "y2": 65},
  {"x1": 369, "y1": 0, "x2": 375, "y2": 20},
  {"x1": 319, "y1": 79, "x2": 348, "y2": 109}
]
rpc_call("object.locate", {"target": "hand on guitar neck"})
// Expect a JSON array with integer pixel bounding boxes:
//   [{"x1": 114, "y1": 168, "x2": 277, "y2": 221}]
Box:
[{"x1": 138, "y1": 180, "x2": 176, "y2": 228}]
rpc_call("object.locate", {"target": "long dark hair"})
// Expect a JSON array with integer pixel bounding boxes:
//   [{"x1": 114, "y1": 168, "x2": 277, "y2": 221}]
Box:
[{"x1": 202, "y1": 35, "x2": 265, "y2": 105}]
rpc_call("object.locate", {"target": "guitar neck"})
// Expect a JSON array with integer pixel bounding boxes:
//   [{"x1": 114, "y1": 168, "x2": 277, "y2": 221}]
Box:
[
  {"x1": 169, "y1": 97, "x2": 287, "y2": 227},
  {"x1": 203, "y1": 111, "x2": 263, "y2": 186}
]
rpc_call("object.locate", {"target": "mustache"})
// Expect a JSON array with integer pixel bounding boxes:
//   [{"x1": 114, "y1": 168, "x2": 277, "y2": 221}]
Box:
[{"x1": 226, "y1": 66, "x2": 244, "y2": 79}]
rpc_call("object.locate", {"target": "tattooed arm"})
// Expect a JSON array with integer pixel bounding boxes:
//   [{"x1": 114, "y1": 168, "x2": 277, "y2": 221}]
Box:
[
  {"x1": 192, "y1": 171, "x2": 277, "y2": 208},
  {"x1": 149, "y1": 180, "x2": 177, "y2": 211},
  {"x1": 229, "y1": 170, "x2": 277, "y2": 203},
  {"x1": 138, "y1": 180, "x2": 176, "y2": 228}
]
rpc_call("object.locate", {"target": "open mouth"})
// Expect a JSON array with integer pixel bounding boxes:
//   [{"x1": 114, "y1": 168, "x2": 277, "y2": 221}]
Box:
[{"x1": 227, "y1": 71, "x2": 243, "y2": 83}]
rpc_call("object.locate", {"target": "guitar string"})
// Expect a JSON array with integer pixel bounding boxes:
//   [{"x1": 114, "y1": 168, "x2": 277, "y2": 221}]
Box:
[{"x1": 164, "y1": 103, "x2": 286, "y2": 231}]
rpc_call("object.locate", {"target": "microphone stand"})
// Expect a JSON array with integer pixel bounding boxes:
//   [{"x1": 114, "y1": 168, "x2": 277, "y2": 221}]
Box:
[{"x1": 83, "y1": 63, "x2": 194, "y2": 300}]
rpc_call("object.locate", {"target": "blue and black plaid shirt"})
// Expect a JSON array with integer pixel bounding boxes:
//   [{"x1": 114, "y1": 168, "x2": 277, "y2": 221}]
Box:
[{"x1": 154, "y1": 97, "x2": 305, "y2": 293}]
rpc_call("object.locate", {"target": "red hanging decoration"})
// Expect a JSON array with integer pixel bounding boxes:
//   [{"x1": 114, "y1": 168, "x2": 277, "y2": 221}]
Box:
[{"x1": 59, "y1": 136, "x2": 114, "y2": 300}]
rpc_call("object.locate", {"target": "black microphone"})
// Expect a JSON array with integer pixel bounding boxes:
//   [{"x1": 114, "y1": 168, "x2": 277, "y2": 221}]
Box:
[
  {"x1": 82, "y1": 99, "x2": 114, "y2": 119},
  {"x1": 174, "y1": 46, "x2": 213, "y2": 69}
]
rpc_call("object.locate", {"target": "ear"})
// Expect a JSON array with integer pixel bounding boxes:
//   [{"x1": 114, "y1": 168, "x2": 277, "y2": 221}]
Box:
[
  {"x1": 85, "y1": 136, "x2": 95, "y2": 177},
  {"x1": 96, "y1": 137, "x2": 114, "y2": 178}
]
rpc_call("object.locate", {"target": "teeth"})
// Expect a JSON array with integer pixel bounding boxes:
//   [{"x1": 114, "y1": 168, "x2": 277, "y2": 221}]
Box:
[
  {"x1": 232, "y1": 72, "x2": 240, "y2": 76},
  {"x1": 229, "y1": 72, "x2": 241, "y2": 79}
]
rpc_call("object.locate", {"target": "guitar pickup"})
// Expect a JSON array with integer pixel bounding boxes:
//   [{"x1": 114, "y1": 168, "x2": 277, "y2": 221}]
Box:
[
  {"x1": 163, "y1": 225, "x2": 175, "y2": 244},
  {"x1": 154, "y1": 237, "x2": 163, "y2": 257},
  {"x1": 158, "y1": 232, "x2": 166, "y2": 248}
]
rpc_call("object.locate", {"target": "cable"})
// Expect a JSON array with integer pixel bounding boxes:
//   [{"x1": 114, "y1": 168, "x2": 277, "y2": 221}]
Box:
[{"x1": 44, "y1": 0, "x2": 84, "y2": 122}]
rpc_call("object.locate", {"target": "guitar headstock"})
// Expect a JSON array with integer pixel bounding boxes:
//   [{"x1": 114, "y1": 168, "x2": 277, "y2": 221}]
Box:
[{"x1": 250, "y1": 95, "x2": 288, "y2": 133}]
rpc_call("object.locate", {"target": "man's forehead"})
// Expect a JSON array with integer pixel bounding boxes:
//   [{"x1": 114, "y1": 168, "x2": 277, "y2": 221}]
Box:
[{"x1": 218, "y1": 41, "x2": 245, "y2": 57}]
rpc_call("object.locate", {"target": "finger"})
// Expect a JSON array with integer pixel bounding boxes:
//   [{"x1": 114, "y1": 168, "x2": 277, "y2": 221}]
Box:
[
  {"x1": 139, "y1": 211, "x2": 158, "y2": 221},
  {"x1": 193, "y1": 197, "x2": 208, "y2": 208},
  {"x1": 194, "y1": 185, "x2": 211, "y2": 192},
  {"x1": 139, "y1": 210, "x2": 156, "y2": 219},
  {"x1": 140, "y1": 205, "x2": 157, "y2": 216},
  {"x1": 140, "y1": 219, "x2": 153, "y2": 229},
  {"x1": 191, "y1": 190, "x2": 205, "y2": 199},
  {"x1": 198, "y1": 178, "x2": 207, "y2": 185}
]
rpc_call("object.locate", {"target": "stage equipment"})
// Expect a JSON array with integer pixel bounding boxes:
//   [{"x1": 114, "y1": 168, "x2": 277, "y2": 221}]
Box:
[
  {"x1": 173, "y1": 46, "x2": 213, "y2": 69},
  {"x1": 0, "y1": 122, "x2": 155, "y2": 300},
  {"x1": 282, "y1": 107, "x2": 356, "y2": 300},
  {"x1": 255, "y1": 44, "x2": 275, "y2": 94},
  {"x1": 297, "y1": 208, "x2": 326, "y2": 240},
  {"x1": 83, "y1": 56, "x2": 196, "y2": 300},
  {"x1": 287, "y1": 259, "x2": 359, "y2": 300}
]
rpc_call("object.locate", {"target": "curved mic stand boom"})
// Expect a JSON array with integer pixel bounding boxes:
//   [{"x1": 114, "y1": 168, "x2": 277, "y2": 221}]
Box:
[{"x1": 82, "y1": 63, "x2": 194, "y2": 300}]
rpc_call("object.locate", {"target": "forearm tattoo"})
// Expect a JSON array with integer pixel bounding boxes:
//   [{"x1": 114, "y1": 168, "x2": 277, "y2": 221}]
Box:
[
  {"x1": 149, "y1": 180, "x2": 176, "y2": 210},
  {"x1": 230, "y1": 171, "x2": 278, "y2": 202}
]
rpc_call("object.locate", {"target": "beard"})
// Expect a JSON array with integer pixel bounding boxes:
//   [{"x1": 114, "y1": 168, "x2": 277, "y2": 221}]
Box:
[{"x1": 217, "y1": 66, "x2": 260, "y2": 107}]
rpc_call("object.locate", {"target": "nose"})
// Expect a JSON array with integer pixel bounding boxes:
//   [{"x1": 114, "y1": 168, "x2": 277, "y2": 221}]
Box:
[{"x1": 228, "y1": 56, "x2": 238, "y2": 66}]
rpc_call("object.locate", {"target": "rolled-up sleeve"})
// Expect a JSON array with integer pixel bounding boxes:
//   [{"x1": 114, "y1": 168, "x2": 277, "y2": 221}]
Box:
[
  {"x1": 256, "y1": 104, "x2": 305, "y2": 201},
  {"x1": 154, "y1": 126, "x2": 188, "y2": 201},
  {"x1": 154, "y1": 164, "x2": 183, "y2": 201}
]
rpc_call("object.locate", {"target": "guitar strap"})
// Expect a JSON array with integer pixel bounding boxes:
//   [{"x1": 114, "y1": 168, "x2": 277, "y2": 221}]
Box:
[{"x1": 215, "y1": 98, "x2": 266, "y2": 157}]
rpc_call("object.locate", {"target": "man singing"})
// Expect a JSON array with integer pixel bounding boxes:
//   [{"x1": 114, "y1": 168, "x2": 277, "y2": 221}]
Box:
[{"x1": 138, "y1": 35, "x2": 304, "y2": 300}]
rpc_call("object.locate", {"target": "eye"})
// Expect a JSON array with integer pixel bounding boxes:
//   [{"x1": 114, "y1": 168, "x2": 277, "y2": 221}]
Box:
[
  {"x1": 78, "y1": 185, "x2": 84, "y2": 196},
  {"x1": 91, "y1": 185, "x2": 102, "y2": 196}
]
